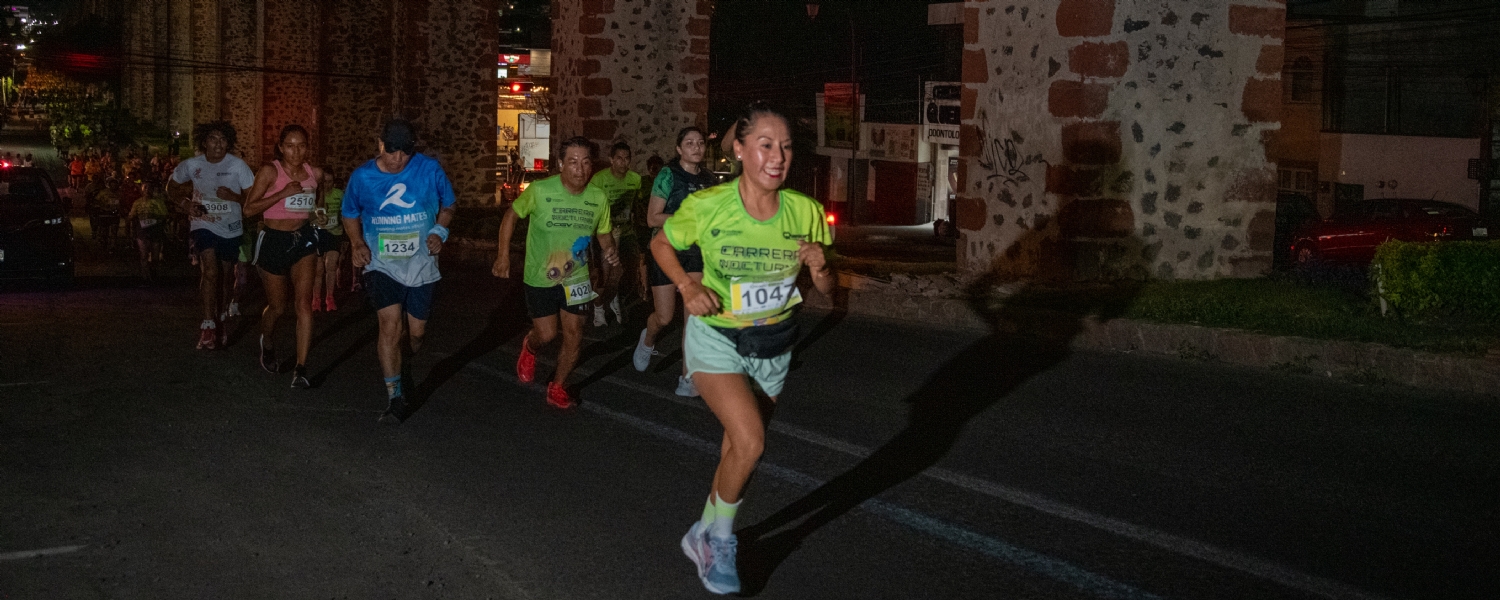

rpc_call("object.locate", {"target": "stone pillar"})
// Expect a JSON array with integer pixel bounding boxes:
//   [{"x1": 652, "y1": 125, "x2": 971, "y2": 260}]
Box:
[
  {"x1": 390, "y1": 0, "x2": 499, "y2": 205},
  {"x1": 169, "y1": 0, "x2": 194, "y2": 135},
  {"x1": 259, "y1": 0, "x2": 320, "y2": 166},
  {"x1": 958, "y1": 0, "x2": 1284, "y2": 280},
  {"x1": 553, "y1": 0, "x2": 710, "y2": 168},
  {"x1": 220, "y1": 0, "x2": 261, "y2": 165},
  {"x1": 317, "y1": 0, "x2": 394, "y2": 177},
  {"x1": 190, "y1": 0, "x2": 222, "y2": 125}
]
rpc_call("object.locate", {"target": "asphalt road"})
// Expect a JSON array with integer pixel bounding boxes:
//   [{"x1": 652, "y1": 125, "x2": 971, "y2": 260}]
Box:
[{"x1": 2, "y1": 259, "x2": 1497, "y2": 600}]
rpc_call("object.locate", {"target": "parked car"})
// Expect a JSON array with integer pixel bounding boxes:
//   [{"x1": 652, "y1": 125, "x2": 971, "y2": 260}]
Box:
[
  {"x1": 1289, "y1": 198, "x2": 1489, "y2": 266},
  {"x1": 0, "y1": 166, "x2": 74, "y2": 283},
  {"x1": 517, "y1": 169, "x2": 549, "y2": 193},
  {"x1": 1273, "y1": 192, "x2": 1320, "y2": 269}
]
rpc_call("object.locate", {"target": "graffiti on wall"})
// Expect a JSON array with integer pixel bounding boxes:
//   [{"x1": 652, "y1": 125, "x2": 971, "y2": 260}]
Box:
[{"x1": 977, "y1": 112, "x2": 1046, "y2": 187}]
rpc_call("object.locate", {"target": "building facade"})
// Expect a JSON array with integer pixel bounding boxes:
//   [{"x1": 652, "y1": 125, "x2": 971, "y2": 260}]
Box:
[{"x1": 119, "y1": 0, "x2": 499, "y2": 204}]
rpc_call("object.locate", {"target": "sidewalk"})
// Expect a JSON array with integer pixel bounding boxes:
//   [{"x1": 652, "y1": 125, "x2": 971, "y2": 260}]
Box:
[{"x1": 798, "y1": 270, "x2": 1500, "y2": 397}]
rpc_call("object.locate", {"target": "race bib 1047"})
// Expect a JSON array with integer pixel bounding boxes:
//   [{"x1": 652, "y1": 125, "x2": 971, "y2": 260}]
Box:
[
  {"x1": 378, "y1": 231, "x2": 421, "y2": 260},
  {"x1": 566, "y1": 280, "x2": 596, "y2": 306},
  {"x1": 284, "y1": 192, "x2": 315, "y2": 213},
  {"x1": 730, "y1": 274, "x2": 798, "y2": 316}
]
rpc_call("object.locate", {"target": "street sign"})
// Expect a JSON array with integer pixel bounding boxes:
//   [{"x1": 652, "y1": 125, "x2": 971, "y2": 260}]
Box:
[
  {"x1": 924, "y1": 81, "x2": 961, "y2": 145},
  {"x1": 825, "y1": 83, "x2": 859, "y2": 150}
]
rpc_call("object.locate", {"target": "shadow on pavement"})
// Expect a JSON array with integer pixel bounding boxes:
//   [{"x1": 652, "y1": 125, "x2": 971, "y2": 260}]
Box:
[
  {"x1": 404, "y1": 280, "x2": 530, "y2": 416},
  {"x1": 736, "y1": 237, "x2": 1145, "y2": 595}
]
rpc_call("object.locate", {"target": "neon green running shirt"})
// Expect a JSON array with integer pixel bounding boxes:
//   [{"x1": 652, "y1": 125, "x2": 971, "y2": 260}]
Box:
[
  {"x1": 511, "y1": 174, "x2": 613, "y2": 304},
  {"x1": 321, "y1": 188, "x2": 345, "y2": 236},
  {"x1": 662, "y1": 180, "x2": 830, "y2": 329},
  {"x1": 588, "y1": 169, "x2": 642, "y2": 225}
]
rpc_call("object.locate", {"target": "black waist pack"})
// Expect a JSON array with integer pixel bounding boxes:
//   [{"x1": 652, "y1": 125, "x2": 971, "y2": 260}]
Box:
[{"x1": 712, "y1": 318, "x2": 800, "y2": 358}]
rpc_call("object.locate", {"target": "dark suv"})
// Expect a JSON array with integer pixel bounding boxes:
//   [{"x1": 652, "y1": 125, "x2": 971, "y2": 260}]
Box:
[{"x1": 0, "y1": 166, "x2": 74, "y2": 282}]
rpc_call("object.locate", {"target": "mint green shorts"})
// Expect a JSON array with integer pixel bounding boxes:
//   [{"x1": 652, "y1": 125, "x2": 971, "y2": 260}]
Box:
[{"x1": 684, "y1": 316, "x2": 793, "y2": 397}]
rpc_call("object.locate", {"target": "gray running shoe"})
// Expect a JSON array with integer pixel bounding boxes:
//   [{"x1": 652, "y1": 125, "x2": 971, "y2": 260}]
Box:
[
  {"x1": 632, "y1": 329, "x2": 658, "y2": 372},
  {"x1": 680, "y1": 521, "x2": 711, "y2": 580},
  {"x1": 702, "y1": 535, "x2": 741, "y2": 595},
  {"x1": 676, "y1": 375, "x2": 699, "y2": 398}
]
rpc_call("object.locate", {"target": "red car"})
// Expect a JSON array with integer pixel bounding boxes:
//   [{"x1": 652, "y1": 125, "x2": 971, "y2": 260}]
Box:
[{"x1": 1290, "y1": 199, "x2": 1490, "y2": 265}]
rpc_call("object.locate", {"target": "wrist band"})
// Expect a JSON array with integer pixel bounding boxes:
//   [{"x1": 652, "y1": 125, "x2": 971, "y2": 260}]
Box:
[{"x1": 429, "y1": 225, "x2": 450, "y2": 242}]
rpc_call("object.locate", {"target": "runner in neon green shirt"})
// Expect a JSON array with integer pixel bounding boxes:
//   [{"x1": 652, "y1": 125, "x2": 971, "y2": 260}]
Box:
[
  {"x1": 651, "y1": 104, "x2": 834, "y2": 596},
  {"x1": 662, "y1": 183, "x2": 829, "y2": 328},
  {"x1": 494, "y1": 137, "x2": 619, "y2": 409},
  {"x1": 587, "y1": 142, "x2": 643, "y2": 326}
]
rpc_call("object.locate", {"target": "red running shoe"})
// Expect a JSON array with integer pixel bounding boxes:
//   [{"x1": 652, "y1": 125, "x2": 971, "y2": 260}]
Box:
[
  {"x1": 546, "y1": 382, "x2": 576, "y2": 409},
  {"x1": 516, "y1": 338, "x2": 536, "y2": 383},
  {"x1": 196, "y1": 322, "x2": 217, "y2": 350},
  {"x1": 324, "y1": 294, "x2": 338, "y2": 312}
]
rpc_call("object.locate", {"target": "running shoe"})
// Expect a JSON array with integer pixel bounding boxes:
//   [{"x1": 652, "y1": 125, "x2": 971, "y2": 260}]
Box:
[
  {"x1": 259, "y1": 336, "x2": 279, "y2": 374},
  {"x1": 290, "y1": 364, "x2": 310, "y2": 389},
  {"x1": 227, "y1": 301, "x2": 241, "y2": 317},
  {"x1": 217, "y1": 320, "x2": 230, "y2": 348},
  {"x1": 378, "y1": 395, "x2": 407, "y2": 424},
  {"x1": 702, "y1": 535, "x2": 742, "y2": 595},
  {"x1": 681, "y1": 521, "x2": 711, "y2": 579},
  {"x1": 311, "y1": 297, "x2": 322, "y2": 313},
  {"x1": 632, "y1": 329, "x2": 658, "y2": 372},
  {"x1": 609, "y1": 297, "x2": 624, "y2": 324},
  {"x1": 593, "y1": 306, "x2": 607, "y2": 327},
  {"x1": 516, "y1": 338, "x2": 537, "y2": 383},
  {"x1": 196, "y1": 320, "x2": 217, "y2": 351},
  {"x1": 676, "y1": 375, "x2": 699, "y2": 398},
  {"x1": 324, "y1": 294, "x2": 338, "y2": 312},
  {"x1": 545, "y1": 382, "x2": 577, "y2": 409}
]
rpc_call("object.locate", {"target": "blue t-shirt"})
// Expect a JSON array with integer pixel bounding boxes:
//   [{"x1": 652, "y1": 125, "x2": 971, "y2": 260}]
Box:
[{"x1": 341, "y1": 153, "x2": 457, "y2": 287}]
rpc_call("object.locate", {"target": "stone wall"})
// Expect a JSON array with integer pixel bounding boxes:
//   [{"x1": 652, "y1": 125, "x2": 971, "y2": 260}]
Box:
[
  {"x1": 958, "y1": 0, "x2": 1284, "y2": 280},
  {"x1": 121, "y1": 0, "x2": 497, "y2": 204},
  {"x1": 552, "y1": 0, "x2": 710, "y2": 168}
]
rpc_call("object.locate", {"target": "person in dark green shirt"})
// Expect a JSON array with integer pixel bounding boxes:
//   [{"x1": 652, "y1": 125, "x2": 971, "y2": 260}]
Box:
[{"x1": 632, "y1": 127, "x2": 716, "y2": 398}]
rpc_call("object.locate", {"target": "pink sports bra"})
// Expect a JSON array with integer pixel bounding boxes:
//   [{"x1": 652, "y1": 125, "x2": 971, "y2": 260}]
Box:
[{"x1": 262, "y1": 160, "x2": 319, "y2": 220}]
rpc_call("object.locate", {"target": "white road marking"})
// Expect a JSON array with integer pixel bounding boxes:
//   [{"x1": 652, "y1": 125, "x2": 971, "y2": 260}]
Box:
[
  {"x1": 0, "y1": 380, "x2": 47, "y2": 387},
  {"x1": 0, "y1": 545, "x2": 86, "y2": 561},
  {"x1": 463, "y1": 351, "x2": 1396, "y2": 600},
  {"x1": 466, "y1": 361, "x2": 1159, "y2": 600}
]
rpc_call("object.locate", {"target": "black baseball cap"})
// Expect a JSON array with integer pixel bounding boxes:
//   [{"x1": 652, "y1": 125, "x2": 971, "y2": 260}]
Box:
[{"x1": 380, "y1": 119, "x2": 417, "y2": 154}]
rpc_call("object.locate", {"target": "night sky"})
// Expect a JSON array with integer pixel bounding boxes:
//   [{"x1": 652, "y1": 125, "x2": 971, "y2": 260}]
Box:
[{"x1": 709, "y1": 0, "x2": 960, "y2": 132}]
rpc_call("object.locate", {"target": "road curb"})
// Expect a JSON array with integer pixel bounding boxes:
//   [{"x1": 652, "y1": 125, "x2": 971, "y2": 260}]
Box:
[
  {"x1": 802, "y1": 283, "x2": 1500, "y2": 397},
  {"x1": 447, "y1": 238, "x2": 1499, "y2": 396}
]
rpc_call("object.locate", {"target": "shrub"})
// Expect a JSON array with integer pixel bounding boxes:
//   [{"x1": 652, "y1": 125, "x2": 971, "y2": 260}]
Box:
[{"x1": 1372, "y1": 240, "x2": 1500, "y2": 320}]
